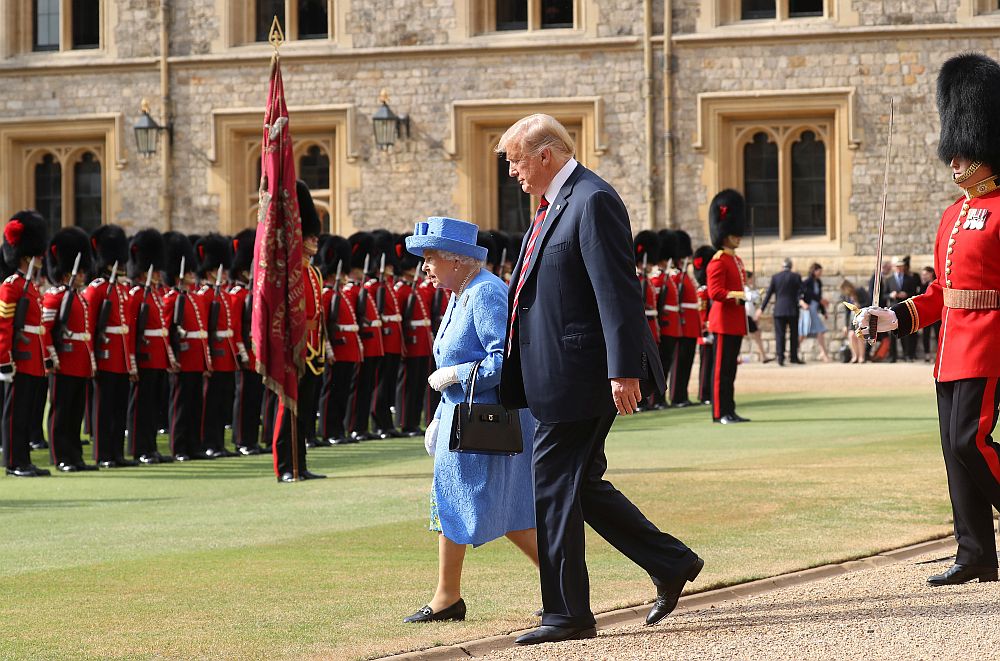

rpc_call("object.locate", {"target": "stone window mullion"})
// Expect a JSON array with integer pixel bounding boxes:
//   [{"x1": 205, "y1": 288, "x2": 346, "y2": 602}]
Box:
[{"x1": 778, "y1": 134, "x2": 792, "y2": 240}]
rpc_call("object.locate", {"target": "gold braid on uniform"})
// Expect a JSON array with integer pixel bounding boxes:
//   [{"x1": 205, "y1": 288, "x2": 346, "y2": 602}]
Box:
[
  {"x1": 954, "y1": 160, "x2": 983, "y2": 184},
  {"x1": 903, "y1": 298, "x2": 919, "y2": 335},
  {"x1": 962, "y1": 174, "x2": 999, "y2": 199}
]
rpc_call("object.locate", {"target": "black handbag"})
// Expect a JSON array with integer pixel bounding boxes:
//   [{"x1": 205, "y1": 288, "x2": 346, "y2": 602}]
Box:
[{"x1": 448, "y1": 358, "x2": 523, "y2": 456}]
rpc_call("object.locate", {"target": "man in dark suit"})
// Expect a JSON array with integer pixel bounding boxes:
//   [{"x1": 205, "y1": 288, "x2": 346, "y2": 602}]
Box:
[
  {"x1": 760, "y1": 258, "x2": 802, "y2": 366},
  {"x1": 497, "y1": 114, "x2": 703, "y2": 646},
  {"x1": 888, "y1": 255, "x2": 920, "y2": 361}
]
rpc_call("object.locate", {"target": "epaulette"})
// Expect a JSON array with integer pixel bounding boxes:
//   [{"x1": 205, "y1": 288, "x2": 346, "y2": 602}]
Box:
[
  {"x1": 344, "y1": 282, "x2": 355, "y2": 290},
  {"x1": 45, "y1": 285, "x2": 67, "y2": 295},
  {"x1": 712, "y1": 250, "x2": 724, "y2": 261},
  {"x1": 198, "y1": 285, "x2": 210, "y2": 293},
  {"x1": 129, "y1": 285, "x2": 142, "y2": 295},
  {"x1": 3, "y1": 274, "x2": 19, "y2": 285},
  {"x1": 230, "y1": 284, "x2": 243, "y2": 293},
  {"x1": 89, "y1": 278, "x2": 106, "y2": 287}
]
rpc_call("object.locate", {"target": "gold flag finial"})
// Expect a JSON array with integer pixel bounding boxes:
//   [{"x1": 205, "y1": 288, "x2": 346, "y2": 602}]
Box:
[
  {"x1": 268, "y1": 16, "x2": 285, "y2": 53},
  {"x1": 140, "y1": 98, "x2": 151, "y2": 114},
  {"x1": 378, "y1": 89, "x2": 390, "y2": 104}
]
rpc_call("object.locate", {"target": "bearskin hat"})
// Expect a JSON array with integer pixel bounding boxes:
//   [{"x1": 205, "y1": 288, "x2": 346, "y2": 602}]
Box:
[
  {"x1": 194, "y1": 233, "x2": 233, "y2": 278},
  {"x1": 691, "y1": 245, "x2": 716, "y2": 287},
  {"x1": 674, "y1": 230, "x2": 693, "y2": 259},
  {"x1": 162, "y1": 231, "x2": 196, "y2": 287},
  {"x1": 503, "y1": 231, "x2": 524, "y2": 260},
  {"x1": 126, "y1": 229, "x2": 165, "y2": 281},
  {"x1": 347, "y1": 232, "x2": 374, "y2": 273},
  {"x1": 394, "y1": 233, "x2": 420, "y2": 272},
  {"x1": 297, "y1": 179, "x2": 322, "y2": 238},
  {"x1": 634, "y1": 230, "x2": 660, "y2": 266},
  {"x1": 936, "y1": 53, "x2": 1000, "y2": 171},
  {"x1": 477, "y1": 231, "x2": 500, "y2": 267},
  {"x1": 708, "y1": 189, "x2": 746, "y2": 249},
  {"x1": 46, "y1": 227, "x2": 91, "y2": 284},
  {"x1": 371, "y1": 229, "x2": 397, "y2": 272},
  {"x1": 657, "y1": 230, "x2": 678, "y2": 266},
  {"x1": 187, "y1": 234, "x2": 202, "y2": 247},
  {"x1": 229, "y1": 228, "x2": 256, "y2": 281},
  {"x1": 89, "y1": 224, "x2": 128, "y2": 274},
  {"x1": 2, "y1": 210, "x2": 48, "y2": 271},
  {"x1": 317, "y1": 234, "x2": 351, "y2": 279}
]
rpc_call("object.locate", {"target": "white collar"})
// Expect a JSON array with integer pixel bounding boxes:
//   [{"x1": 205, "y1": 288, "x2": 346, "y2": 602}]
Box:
[{"x1": 543, "y1": 157, "x2": 579, "y2": 205}]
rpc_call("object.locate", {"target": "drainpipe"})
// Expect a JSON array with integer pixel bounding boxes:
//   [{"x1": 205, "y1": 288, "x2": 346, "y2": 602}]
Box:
[
  {"x1": 160, "y1": 0, "x2": 173, "y2": 230},
  {"x1": 663, "y1": 0, "x2": 675, "y2": 228},
  {"x1": 642, "y1": 0, "x2": 656, "y2": 229}
]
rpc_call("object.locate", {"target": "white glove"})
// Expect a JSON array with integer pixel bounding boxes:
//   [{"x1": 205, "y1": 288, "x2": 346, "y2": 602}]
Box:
[
  {"x1": 853, "y1": 306, "x2": 898, "y2": 333},
  {"x1": 424, "y1": 419, "x2": 440, "y2": 457},
  {"x1": 0, "y1": 368, "x2": 13, "y2": 383},
  {"x1": 427, "y1": 365, "x2": 459, "y2": 392}
]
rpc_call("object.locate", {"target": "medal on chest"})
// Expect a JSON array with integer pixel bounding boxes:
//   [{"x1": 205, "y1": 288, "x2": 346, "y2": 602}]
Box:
[{"x1": 963, "y1": 208, "x2": 989, "y2": 231}]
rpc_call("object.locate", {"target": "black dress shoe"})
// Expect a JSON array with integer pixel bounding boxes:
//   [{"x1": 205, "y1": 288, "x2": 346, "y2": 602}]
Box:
[
  {"x1": 672, "y1": 400, "x2": 692, "y2": 409},
  {"x1": 57, "y1": 462, "x2": 80, "y2": 473},
  {"x1": 99, "y1": 460, "x2": 119, "y2": 469},
  {"x1": 348, "y1": 432, "x2": 365, "y2": 443},
  {"x1": 652, "y1": 403, "x2": 669, "y2": 411},
  {"x1": 237, "y1": 445, "x2": 262, "y2": 456},
  {"x1": 403, "y1": 598, "x2": 466, "y2": 623},
  {"x1": 220, "y1": 449, "x2": 240, "y2": 458},
  {"x1": 646, "y1": 556, "x2": 705, "y2": 626},
  {"x1": 927, "y1": 563, "x2": 998, "y2": 586},
  {"x1": 173, "y1": 454, "x2": 190, "y2": 462},
  {"x1": 154, "y1": 452, "x2": 174, "y2": 463},
  {"x1": 401, "y1": 428, "x2": 423, "y2": 438},
  {"x1": 278, "y1": 472, "x2": 298, "y2": 483},
  {"x1": 81, "y1": 438, "x2": 90, "y2": 445},
  {"x1": 76, "y1": 462, "x2": 99, "y2": 471},
  {"x1": 372, "y1": 429, "x2": 391, "y2": 440},
  {"x1": 28, "y1": 464, "x2": 51, "y2": 476},
  {"x1": 729, "y1": 413, "x2": 751, "y2": 423},
  {"x1": 138, "y1": 454, "x2": 159, "y2": 465},
  {"x1": 30, "y1": 439, "x2": 49, "y2": 451},
  {"x1": 330, "y1": 437, "x2": 350, "y2": 445},
  {"x1": 514, "y1": 625, "x2": 597, "y2": 645},
  {"x1": 312, "y1": 438, "x2": 334, "y2": 448},
  {"x1": 300, "y1": 470, "x2": 327, "y2": 480},
  {"x1": 715, "y1": 414, "x2": 747, "y2": 425},
  {"x1": 117, "y1": 458, "x2": 140, "y2": 467},
  {"x1": 6, "y1": 466, "x2": 39, "y2": 477}
]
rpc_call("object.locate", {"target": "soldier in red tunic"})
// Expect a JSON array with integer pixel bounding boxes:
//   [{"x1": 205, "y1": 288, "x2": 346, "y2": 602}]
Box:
[
  {"x1": 650, "y1": 231, "x2": 678, "y2": 410},
  {"x1": 692, "y1": 246, "x2": 715, "y2": 406},
  {"x1": 228, "y1": 228, "x2": 264, "y2": 455},
  {"x1": 163, "y1": 232, "x2": 211, "y2": 462},
  {"x1": 43, "y1": 227, "x2": 98, "y2": 472},
  {"x1": 670, "y1": 231, "x2": 701, "y2": 407},
  {"x1": 124, "y1": 229, "x2": 174, "y2": 465},
  {"x1": 855, "y1": 54, "x2": 1000, "y2": 585},
  {"x1": 370, "y1": 230, "x2": 404, "y2": 439},
  {"x1": 706, "y1": 189, "x2": 750, "y2": 424},
  {"x1": 632, "y1": 230, "x2": 661, "y2": 411},
  {"x1": 83, "y1": 225, "x2": 139, "y2": 467},
  {"x1": 345, "y1": 232, "x2": 383, "y2": 441},
  {"x1": 0, "y1": 211, "x2": 52, "y2": 477},
  {"x1": 394, "y1": 233, "x2": 432, "y2": 436},
  {"x1": 418, "y1": 269, "x2": 450, "y2": 427}
]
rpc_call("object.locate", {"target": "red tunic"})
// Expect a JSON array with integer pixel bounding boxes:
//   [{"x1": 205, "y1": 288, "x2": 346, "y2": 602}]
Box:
[
  {"x1": 82, "y1": 278, "x2": 135, "y2": 374},
  {"x1": 303, "y1": 264, "x2": 326, "y2": 376},
  {"x1": 673, "y1": 271, "x2": 701, "y2": 339},
  {"x1": 651, "y1": 269, "x2": 681, "y2": 339},
  {"x1": 323, "y1": 284, "x2": 363, "y2": 363},
  {"x1": 228, "y1": 282, "x2": 254, "y2": 371},
  {"x1": 164, "y1": 287, "x2": 211, "y2": 373},
  {"x1": 396, "y1": 278, "x2": 433, "y2": 358},
  {"x1": 895, "y1": 190, "x2": 1000, "y2": 381},
  {"x1": 365, "y1": 278, "x2": 403, "y2": 356},
  {"x1": 707, "y1": 250, "x2": 748, "y2": 337},
  {"x1": 344, "y1": 280, "x2": 383, "y2": 359},
  {"x1": 0, "y1": 274, "x2": 53, "y2": 377},
  {"x1": 127, "y1": 285, "x2": 173, "y2": 371},
  {"x1": 43, "y1": 286, "x2": 96, "y2": 378},
  {"x1": 199, "y1": 286, "x2": 238, "y2": 373},
  {"x1": 696, "y1": 285, "x2": 711, "y2": 346},
  {"x1": 640, "y1": 273, "x2": 660, "y2": 343}
]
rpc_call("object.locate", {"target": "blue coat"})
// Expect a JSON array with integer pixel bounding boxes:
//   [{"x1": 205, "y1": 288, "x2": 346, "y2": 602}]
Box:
[
  {"x1": 431, "y1": 269, "x2": 535, "y2": 547},
  {"x1": 500, "y1": 163, "x2": 665, "y2": 423}
]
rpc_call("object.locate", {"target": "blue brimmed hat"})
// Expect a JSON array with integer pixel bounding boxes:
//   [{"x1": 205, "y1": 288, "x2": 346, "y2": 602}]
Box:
[{"x1": 405, "y1": 217, "x2": 488, "y2": 262}]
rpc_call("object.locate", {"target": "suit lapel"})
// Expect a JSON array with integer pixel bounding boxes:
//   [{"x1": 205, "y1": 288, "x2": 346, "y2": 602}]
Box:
[{"x1": 516, "y1": 164, "x2": 583, "y2": 292}]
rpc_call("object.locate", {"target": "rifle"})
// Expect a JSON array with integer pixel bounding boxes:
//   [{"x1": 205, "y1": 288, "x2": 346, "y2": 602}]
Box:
[
  {"x1": 676, "y1": 257, "x2": 689, "y2": 327},
  {"x1": 375, "y1": 252, "x2": 387, "y2": 315},
  {"x1": 134, "y1": 265, "x2": 154, "y2": 357},
  {"x1": 207, "y1": 265, "x2": 223, "y2": 353},
  {"x1": 53, "y1": 252, "x2": 82, "y2": 347},
  {"x1": 12, "y1": 257, "x2": 36, "y2": 354},
  {"x1": 170, "y1": 256, "x2": 186, "y2": 359},
  {"x1": 94, "y1": 261, "x2": 118, "y2": 361},
  {"x1": 495, "y1": 247, "x2": 507, "y2": 277},
  {"x1": 357, "y1": 254, "x2": 371, "y2": 334},
  {"x1": 326, "y1": 261, "x2": 343, "y2": 341}
]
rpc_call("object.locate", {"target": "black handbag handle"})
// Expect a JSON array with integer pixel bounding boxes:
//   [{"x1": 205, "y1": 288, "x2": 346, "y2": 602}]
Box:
[{"x1": 464, "y1": 357, "x2": 486, "y2": 406}]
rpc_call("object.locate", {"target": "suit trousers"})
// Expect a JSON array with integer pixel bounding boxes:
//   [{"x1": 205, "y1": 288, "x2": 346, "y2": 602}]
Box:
[
  {"x1": 773, "y1": 315, "x2": 798, "y2": 363},
  {"x1": 48, "y1": 373, "x2": 87, "y2": 467},
  {"x1": 232, "y1": 369, "x2": 264, "y2": 448},
  {"x1": 397, "y1": 355, "x2": 430, "y2": 431},
  {"x1": 273, "y1": 370, "x2": 319, "y2": 477},
  {"x1": 669, "y1": 337, "x2": 697, "y2": 405},
  {"x1": 712, "y1": 334, "x2": 743, "y2": 420},
  {"x1": 128, "y1": 368, "x2": 166, "y2": 458},
  {"x1": 697, "y1": 343, "x2": 714, "y2": 403},
  {"x1": 92, "y1": 371, "x2": 130, "y2": 463},
  {"x1": 2, "y1": 373, "x2": 46, "y2": 469},
  {"x1": 533, "y1": 413, "x2": 697, "y2": 627},
  {"x1": 937, "y1": 377, "x2": 1000, "y2": 567},
  {"x1": 170, "y1": 371, "x2": 203, "y2": 458},
  {"x1": 202, "y1": 371, "x2": 236, "y2": 452},
  {"x1": 653, "y1": 337, "x2": 677, "y2": 406},
  {"x1": 319, "y1": 362, "x2": 357, "y2": 441},
  {"x1": 346, "y1": 356, "x2": 379, "y2": 435},
  {"x1": 373, "y1": 352, "x2": 401, "y2": 432}
]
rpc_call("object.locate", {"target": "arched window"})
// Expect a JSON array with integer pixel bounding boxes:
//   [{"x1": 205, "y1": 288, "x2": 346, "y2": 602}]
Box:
[
  {"x1": 743, "y1": 132, "x2": 779, "y2": 235},
  {"x1": 256, "y1": 0, "x2": 285, "y2": 42},
  {"x1": 791, "y1": 131, "x2": 826, "y2": 236},
  {"x1": 33, "y1": 0, "x2": 60, "y2": 51},
  {"x1": 34, "y1": 153, "x2": 62, "y2": 236},
  {"x1": 789, "y1": 0, "x2": 823, "y2": 17},
  {"x1": 73, "y1": 152, "x2": 102, "y2": 232},
  {"x1": 298, "y1": 0, "x2": 328, "y2": 39},
  {"x1": 742, "y1": 0, "x2": 776, "y2": 19},
  {"x1": 72, "y1": 0, "x2": 100, "y2": 49},
  {"x1": 497, "y1": 155, "x2": 530, "y2": 232},
  {"x1": 299, "y1": 145, "x2": 330, "y2": 190}
]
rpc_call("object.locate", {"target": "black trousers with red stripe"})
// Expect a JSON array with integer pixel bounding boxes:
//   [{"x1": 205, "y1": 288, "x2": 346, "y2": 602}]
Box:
[
  {"x1": 373, "y1": 352, "x2": 401, "y2": 432},
  {"x1": 670, "y1": 337, "x2": 697, "y2": 405},
  {"x1": 30, "y1": 378, "x2": 46, "y2": 447},
  {"x1": 397, "y1": 355, "x2": 430, "y2": 432},
  {"x1": 128, "y1": 368, "x2": 166, "y2": 458},
  {"x1": 937, "y1": 377, "x2": 1000, "y2": 567},
  {"x1": 202, "y1": 371, "x2": 236, "y2": 453},
  {"x1": 170, "y1": 371, "x2": 203, "y2": 458},
  {"x1": 319, "y1": 361, "x2": 357, "y2": 441},
  {"x1": 712, "y1": 334, "x2": 742, "y2": 420},
  {"x1": 232, "y1": 369, "x2": 263, "y2": 448},
  {"x1": 346, "y1": 356, "x2": 379, "y2": 435},
  {"x1": 92, "y1": 371, "x2": 130, "y2": 463},
  {"x1": 653, "y1": 336, "x2": 677, "y2": 406},
  {"x1": 48, "y1": 373, "x2": 87, "y2": 467},
  {"x1": 273, "y1": 371, "x2": 319, "y2": 477},
  {"x1": 697, "y1": 342, "x2": 714, "y2": 404},
  {"x1": 3, "y1": 373, "x2": 46, "y2": 469}
]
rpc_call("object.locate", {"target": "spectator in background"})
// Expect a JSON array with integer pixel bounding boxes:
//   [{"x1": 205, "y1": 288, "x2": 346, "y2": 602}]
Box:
[
  {"x1": 869, "y1": 260, "x2": 892, "y2": 308},
  {"x1": 918, "y1": 266, "x2": 940, "y2": 364},
  {"x1": 839, "y1": 279, "x2": 866, "y2": 363},
  {"x1": 760, "y1": 258, "x2": 803, "y2": 366},
  {"x1": 744, "y1": 272, "x2": 771, "y2": 363},
  {"x1": 887, "y1": 255, "x2": 919, "y2": 362},
  {"x1": 799, "y1": 263, "x2": 832, "y2": 363}
]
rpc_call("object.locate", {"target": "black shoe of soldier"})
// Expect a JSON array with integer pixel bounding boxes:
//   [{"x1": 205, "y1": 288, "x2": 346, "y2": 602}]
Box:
[
  {"x1": 300, "y1": 470, "x2": 327, "y2": 480},
  {"x1": 117, "y1": 458, "x2": 139, "y2": 467},
  {"x1": 81, "y1": 438, "x2": 90, "y2": 446},
  {"x1": 401, "y1": 428, "x2": 423, "y2": 438},
  {"x1": 329, "y1": 436, "x2": 350, "y2": 445},
  {"x1": 312, "y1": 438, "x2": 333, "y2": 448},
  {"x1": 237, "y1": 445, "x2": 262, "y2": 456},
  {"x1": 28, "y1": 464, "x2": 51, "y2": 476},
  {"x1": 278, "y1": 472, "x2": 298, "y2": 483},
  {"x1": 6, "y1": 465, "x2": 40, "y2": 477},
  {"x1": 57, "y1": 462, "x2": 80, "y2": 473},
  {"x1": 138, "y1": 454, "x2": 159, "y2": 465},
  {"x1": 729, "y1": 413, "x2": 751, "y2": 423},
  {"x1": 173, "y1": 454, "x2": 190, "y2": 462},
  {"x1": 350, "y1": 432, "x2": 370, "y2": 442},
  {"x1": 154, "y1": 452, "x2": 174, "y2": 463},
  {"x1": 76, "y1": 462, "x2": 99, "y2": 471},
  {"x1": 672, "y1": 401, "x2": 692, "y2": 408},
  {"x1": 30, "y1": 440, "x2": 49, "y2": 451}
]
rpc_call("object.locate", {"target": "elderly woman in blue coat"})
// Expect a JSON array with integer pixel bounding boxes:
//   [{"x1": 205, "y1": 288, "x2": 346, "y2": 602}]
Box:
[{"x1": 402, "y1": 217, "x2": 537, "y2": 623}]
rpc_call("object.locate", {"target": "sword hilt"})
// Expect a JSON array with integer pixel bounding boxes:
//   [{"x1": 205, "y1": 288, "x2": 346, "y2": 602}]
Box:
[{"x1": 866, "y1": 315, "x2": 878, "y2": 347}]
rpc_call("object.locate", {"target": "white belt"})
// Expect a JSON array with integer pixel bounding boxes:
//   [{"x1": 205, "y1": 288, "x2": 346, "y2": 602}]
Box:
[
  {"x1": 22, "y1": 325, "x2": 43, "y2": 335},
  {"x1": 661, "y1": 305, "x2": 680, "y2": 312},
  {"x1": 681, "y1": 303, "x2": 699, "y2": 310},
  {"x1": 382, "y1": 314, "x2": 402, "y2": 323},
  {"x1": 370, "y1": 320, "x2": 383, "y2": 327},
  {"x1": 105, "y1": 325, "x2": 129, "y2": 335},
  {"x1": 144, "y1": 329, "x2": 168, "y2": 337},
  {"x1": 336, "y1": 324, "x2": 360, "y2": 332},
  {"x1": 409, "y1": 320, "x2": 431, "y2": 327},
  {"x1": 66, "y1": 331, "x2": 91, "y2": 341},
  {"x1": 215, "y1": 330, "x2": 233, "y2": 338},
  {"x1": 645, "y1": 310, "x2": 657, "y2": 317},
  {"x1": 184, "y1": 331, "x2": 208, "y2": 339}
]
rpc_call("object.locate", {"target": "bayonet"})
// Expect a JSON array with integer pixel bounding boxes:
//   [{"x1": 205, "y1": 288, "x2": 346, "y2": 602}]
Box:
[
  {"x1": 69, "y1": 252, "x2": 82, "y2": 289},
  {"x1": 24, "y1": 256, "x2": 35, "y2": 284},
  {"x1": 178, "y1": 256, "x2": 186, "y2": 291},
  {"x1": 144, "y1": 264, "x2": 154, "y2": 291},
  {"x1": 379, "y1": 253, "x2": 386, "y2": 282},
  {"x1": 215, "y1": 264, "x2": 223, "y2": 291},
  {"x1": 362, "y1": 254, "x2": 370, "y2": 280},
  {"x1": 497, "y1": 248, "x2": 507, "y2": 277}
]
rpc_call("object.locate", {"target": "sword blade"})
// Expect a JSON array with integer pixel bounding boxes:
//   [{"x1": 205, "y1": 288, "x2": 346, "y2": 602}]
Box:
[{"x1": 868, "y1": 98, "x2": 895, "y2": 344}]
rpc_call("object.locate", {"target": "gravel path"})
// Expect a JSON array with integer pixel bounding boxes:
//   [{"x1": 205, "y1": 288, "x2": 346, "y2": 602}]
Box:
[{"x1": 482, "y1": 548, "x2": 1000, "y2": 661}]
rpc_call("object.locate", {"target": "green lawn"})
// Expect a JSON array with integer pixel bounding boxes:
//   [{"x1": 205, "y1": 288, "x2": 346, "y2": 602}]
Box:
[{"x1": 0, "y1": 389, "x2": 950, "y2": 660}]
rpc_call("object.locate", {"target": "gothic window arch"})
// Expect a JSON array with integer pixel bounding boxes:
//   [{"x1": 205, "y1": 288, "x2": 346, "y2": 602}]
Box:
[
  {"x1": 33, "y1": 152, "x2": 62, "y2": 237},
  {"x1": 73, "y1": 151, "x2": 102, "y2": 232}
]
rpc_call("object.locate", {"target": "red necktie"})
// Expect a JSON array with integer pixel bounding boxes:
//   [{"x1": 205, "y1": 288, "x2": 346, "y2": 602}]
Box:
[{"x1": 507, "y1": 196, "x2": 549, "y2": 355}]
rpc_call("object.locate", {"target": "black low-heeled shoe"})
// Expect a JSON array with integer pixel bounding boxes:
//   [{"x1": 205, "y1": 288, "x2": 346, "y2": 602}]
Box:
[
  {"x1": 927, "y1": 563, "x2": 998, "y2": 586},
  {"x1": 403, "y1": 598, "x2": 466, "y2": 623}
]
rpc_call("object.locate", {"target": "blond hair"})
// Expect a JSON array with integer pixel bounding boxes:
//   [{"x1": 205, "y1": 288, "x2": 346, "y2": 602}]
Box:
[{"x1": 495, "y1": 114, "x2": 576, "y2": 160}]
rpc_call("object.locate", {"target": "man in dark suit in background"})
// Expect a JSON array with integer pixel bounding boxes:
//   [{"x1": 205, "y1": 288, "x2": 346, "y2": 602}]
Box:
[
  {"x1": 760, "y1": 258, "x2": 803, "y2": 366},
  {"x1": 497, "y1": 114, "x2": 703, "y2": 646},
  {"x1": 888, "y1": 255, "x2": 920, "y2": 362}
]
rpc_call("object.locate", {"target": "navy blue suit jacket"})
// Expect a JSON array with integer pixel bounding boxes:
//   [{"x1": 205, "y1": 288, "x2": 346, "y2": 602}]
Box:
[
  {"x1": 500, "y1": 164, "x2": 664, "y2": 423},
  {"x1": 761, "y1": 269, "x2": 803, "y2": 318}
]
